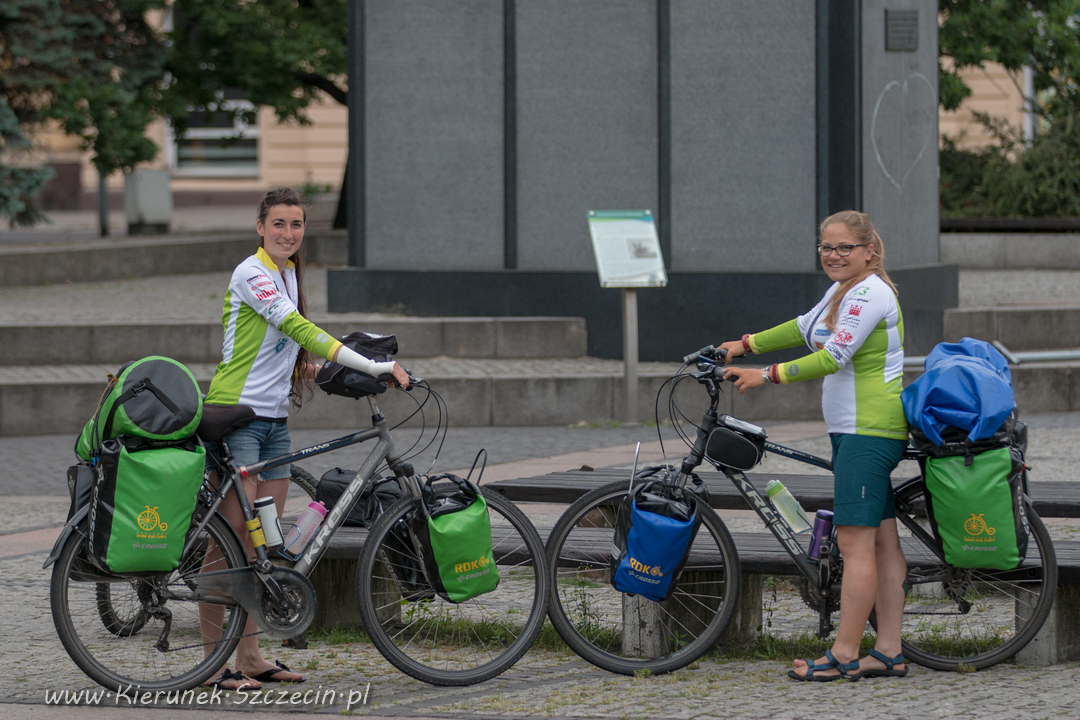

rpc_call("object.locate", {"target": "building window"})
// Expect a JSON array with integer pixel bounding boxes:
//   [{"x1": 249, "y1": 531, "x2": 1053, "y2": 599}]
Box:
[{"x1": 174, "y1": 99, "x2": 259, "y2": 177}]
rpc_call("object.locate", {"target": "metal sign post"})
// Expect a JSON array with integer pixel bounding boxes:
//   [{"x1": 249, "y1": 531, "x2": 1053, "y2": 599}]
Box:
[{"x1": 588, "y1": 210, "x2": 667, "y2": 423}]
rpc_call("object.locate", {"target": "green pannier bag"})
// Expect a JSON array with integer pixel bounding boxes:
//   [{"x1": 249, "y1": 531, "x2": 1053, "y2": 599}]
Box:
[
  {"x1": 924, "y1": 445, "x2": 1028, "y2": 570},
  {"x1": 91, "y1": 437, "x2": 205, "y2": 573},
  {"x1": 74, "y1": 357, "x2": 206, "y2": 574},
  {"x1": 408, "y1": 474, "x2": 499, "y2": 603}
]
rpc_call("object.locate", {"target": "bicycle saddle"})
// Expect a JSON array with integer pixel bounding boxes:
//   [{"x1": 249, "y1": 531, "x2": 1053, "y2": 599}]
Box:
[{"x1": 198, "y1": 404, "x2": 256, "y2": 442}]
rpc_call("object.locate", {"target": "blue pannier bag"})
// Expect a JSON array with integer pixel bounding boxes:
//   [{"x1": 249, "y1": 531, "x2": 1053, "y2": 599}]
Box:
[
  {"x1": 901, "y1": 337, "x2": 1015, "y2": 446},
  {"x1": 610, "y1": 466, "x2": 707, "y2": 602}
]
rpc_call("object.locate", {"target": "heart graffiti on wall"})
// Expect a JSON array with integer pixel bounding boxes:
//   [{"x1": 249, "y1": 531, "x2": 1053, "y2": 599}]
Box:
[{"x1": 870, "y1": 73, "x2": 935, "y2": 194}]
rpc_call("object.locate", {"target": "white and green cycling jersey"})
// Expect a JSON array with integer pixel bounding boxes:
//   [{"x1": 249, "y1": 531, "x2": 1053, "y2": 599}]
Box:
[
  {"x1": 205, "y1": 247, "x2": 343, "y2": 419},
  {"x1": 748, "y1": 273, "x2": 907, "y2": 439}
]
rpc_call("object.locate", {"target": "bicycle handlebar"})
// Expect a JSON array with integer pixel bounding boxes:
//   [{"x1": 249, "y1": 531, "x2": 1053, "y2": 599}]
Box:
[{"x1": 683, "y1": 345, "x2": 728, "y2": 364}]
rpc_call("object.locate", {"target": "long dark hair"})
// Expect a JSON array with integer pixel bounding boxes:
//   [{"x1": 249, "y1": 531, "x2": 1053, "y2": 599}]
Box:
[{"x1": 256, "y1": 187, "x2": 313, "y2": 409}]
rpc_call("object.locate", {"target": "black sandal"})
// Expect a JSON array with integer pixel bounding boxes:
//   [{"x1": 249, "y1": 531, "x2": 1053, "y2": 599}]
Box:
[
  {"x1": 202, "y1": 668, "x2": 259, "y2": 690},
  {"x1": 787, "y1": 649, "x2": 860, "y2": 682}
]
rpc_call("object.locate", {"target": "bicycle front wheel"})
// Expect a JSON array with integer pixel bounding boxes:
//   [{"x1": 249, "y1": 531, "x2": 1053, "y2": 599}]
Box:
[
  {"x1": 546, "y1": 481, "x2": 741, "y2": 675},
  {"x1": 51, "y1": 513, "x2": 249, "y2": 691},
  {"x1": 290, "y1": 465, "x2": 319, "y2": 499},
  {"x1": 893, "y1": 479, "x2": 1058, "y2": 670},
  {"x1": 356, "y1": 488, "x2": 550, "y2": 685}
]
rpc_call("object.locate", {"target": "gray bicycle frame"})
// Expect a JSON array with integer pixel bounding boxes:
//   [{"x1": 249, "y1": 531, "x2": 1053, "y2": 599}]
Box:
[{"x1": 188, "y1": 396, "x2": 417, "y2": 579}]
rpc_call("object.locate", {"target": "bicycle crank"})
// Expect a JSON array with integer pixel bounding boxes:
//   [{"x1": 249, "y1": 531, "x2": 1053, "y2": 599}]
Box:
[{"x1": 182, "y1": 566, "x2": 317, "y2": 640}]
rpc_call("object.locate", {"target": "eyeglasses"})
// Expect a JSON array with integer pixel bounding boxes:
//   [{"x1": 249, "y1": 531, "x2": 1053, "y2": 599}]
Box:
[{"x1": 816, "y1": 243, "x2": 869, "y2": 257}]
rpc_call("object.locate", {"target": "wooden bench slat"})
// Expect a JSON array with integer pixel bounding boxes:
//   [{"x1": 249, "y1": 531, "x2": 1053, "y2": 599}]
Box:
[{"x1": 487, "y1": 469, "x2": 1080, "y2": 518}]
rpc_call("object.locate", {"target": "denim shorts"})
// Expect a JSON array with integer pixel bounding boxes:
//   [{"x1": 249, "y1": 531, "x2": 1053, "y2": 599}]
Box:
[
  {"x1": 209, "y1": 420, "x2": 292, "y2": 481},
  {"x1": 830, "y1": 433, "x2": 907, "y2": 527}
]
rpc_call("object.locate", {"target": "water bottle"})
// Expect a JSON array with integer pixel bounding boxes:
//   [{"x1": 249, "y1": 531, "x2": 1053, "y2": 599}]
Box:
[
  {"x1": 766, "y1": 479, "x2": 813, "y2": 534},
  {"x1": 254, "y1": 496, "x2": 284, "y2": 548},
  {"x1": 282, "y1": 501, "x2": 327, "y2": 556},
  {"x1": 808, "y1": 509, "x2": 834, "y2": 560}
]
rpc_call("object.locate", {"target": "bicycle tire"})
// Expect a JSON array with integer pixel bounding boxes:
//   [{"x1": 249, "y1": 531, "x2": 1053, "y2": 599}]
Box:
[
  {"x1": 356, "y1": 488, "x2": 550, "y2": 685},
  {"x1": 890, "y1": 480, "x2": 1058, "y2": 670},
  {"x1": 545, "y1": 480, "x2": 741, "y2": 676},
  {"x1": 51, "y1": 513, "x2": 249, "y2": 691},
  {"x1": 290, "y1": 465, "x2": 319, "y2": 499}
]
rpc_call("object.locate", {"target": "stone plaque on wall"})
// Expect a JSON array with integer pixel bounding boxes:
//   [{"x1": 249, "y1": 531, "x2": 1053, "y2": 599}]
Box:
[{"x1": 885, "y1": 9, "x2": 919, "y2": 51}]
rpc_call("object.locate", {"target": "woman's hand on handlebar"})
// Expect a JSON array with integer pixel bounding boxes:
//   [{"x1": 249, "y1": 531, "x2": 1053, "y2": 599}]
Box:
[
  {"x1": 388, "y1": 362, "x2": 410, "y2": 389},
  {"x1": 717, "y1": 340, "x2": 746, "y2": 366},
  {"x1": 722, "y1": 366, "x2": 766, "y2": 394}
]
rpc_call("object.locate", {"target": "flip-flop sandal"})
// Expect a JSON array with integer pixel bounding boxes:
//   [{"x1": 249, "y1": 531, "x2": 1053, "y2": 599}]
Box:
[
  {"x1": 847, "y1": 649, "x2": 908, "y2": 680},
  {"x1": 787, "y1": 649, "x2": 860, "y2": 682},
  {"x1": 202, "y1": 668, "x2": 260, "y2": 690},
  {"x1": 250, "y1": 660, "x2": 305, "y2": 683}
]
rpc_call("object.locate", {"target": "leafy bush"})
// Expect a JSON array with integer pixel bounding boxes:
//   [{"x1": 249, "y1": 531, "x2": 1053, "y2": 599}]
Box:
[{"x1": 940, "y1": 114, "x2": 1080, "y2": 218}]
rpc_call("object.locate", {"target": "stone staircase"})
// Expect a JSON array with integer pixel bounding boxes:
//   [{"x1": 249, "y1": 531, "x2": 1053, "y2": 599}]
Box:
[{"x1": 4, "y1": 231, "x2": 1080, "y2": 437}]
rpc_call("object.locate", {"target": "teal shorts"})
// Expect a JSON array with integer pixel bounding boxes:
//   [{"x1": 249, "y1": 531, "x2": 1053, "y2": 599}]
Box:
[{"x1": 830, "y1": 434, "x2": 907, "y2": 527}]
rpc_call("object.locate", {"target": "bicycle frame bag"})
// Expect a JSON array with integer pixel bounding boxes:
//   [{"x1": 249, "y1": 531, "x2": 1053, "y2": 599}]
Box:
[
  {"x1": 316, "y1": 469, "x2": 404, "y2": 527},
  {"x1": 610, "y1": 466, "x2": 709, "y2": 602},
  {"x1": 90, "y1": 436, "x2": 205, "y2": 574},
  {"x1": 315, "y1": 332, "x2": 398, "y2": 399},
  {"x1": 75, "y1": 356, "x2": 204, "y2": 459},
  {"x1": 407, "y1": 474, "x2": 499, "y2": 603}
]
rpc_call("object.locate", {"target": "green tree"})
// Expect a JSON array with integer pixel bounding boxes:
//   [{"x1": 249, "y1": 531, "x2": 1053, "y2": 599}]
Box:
[
  {"x1": 939, "y1": 0, "x2": 1080, "y2": 119},
  {"x1": 938, "y1": 1, "x2": 1080, "y2": 217},
  {"x1": 165, "y1": 0, "x2": 347, "y2": 134},
  {"x1": 0, "y1": 0, "x2": 172, "y2": 227}
]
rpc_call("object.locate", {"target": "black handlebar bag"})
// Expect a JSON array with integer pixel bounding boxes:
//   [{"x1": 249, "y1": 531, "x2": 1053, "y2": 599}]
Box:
[
  {"x1": 71, "y1": 357, "x2": 205, "y2": 575},
  {"x1": 315, "y1": 332, "x2": 398, "y2": 399},
  {"x1": 609, "y1": 466, "x2": 709, "y2": 602}
]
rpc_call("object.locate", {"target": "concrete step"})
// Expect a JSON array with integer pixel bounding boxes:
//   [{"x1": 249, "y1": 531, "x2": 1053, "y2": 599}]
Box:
[
  {"x1": 4, "y1": 360, "x2": 1080, "y2": 437},
  {"x1": 1, "y1": 316, "x2": 587, "y2": 365},
  {"x1": 0, "y1": 231, "x2": 348, "y2": 287},
  {"x1": 945, "y1": 306, "x2": 1080, "y2": 351}
]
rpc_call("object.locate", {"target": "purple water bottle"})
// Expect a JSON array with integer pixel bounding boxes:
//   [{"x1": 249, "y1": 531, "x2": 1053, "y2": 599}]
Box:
[{"x1": 808, "y1": 509, "x2": 834, "y2": 560}]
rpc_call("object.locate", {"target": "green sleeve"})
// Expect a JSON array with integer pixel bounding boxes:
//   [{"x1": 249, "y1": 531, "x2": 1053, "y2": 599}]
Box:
[
  {"x1": 748, "y1": 319, "x2": 804, "y2": 354},
  {"x1": 279, "y1": 311, "x2": 344, "y2": 360},
  {"x1": 777, "y1": 350, "x2": 840, "y2": 384}
]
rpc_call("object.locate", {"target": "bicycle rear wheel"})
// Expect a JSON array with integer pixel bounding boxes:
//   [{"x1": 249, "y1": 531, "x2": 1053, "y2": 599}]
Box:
[
  {"x1": 51, "y1": 513, "x2": 249, "y2": 691},
  {"x1": 545, "y1": 480, "x2": 741, "y2": 675},
  {"x1": 892, "y1": 479, "x2": 1058, "y2": 670},
  {"x1": 356, "y1": 488, "x2": 549, "y2": 685}
]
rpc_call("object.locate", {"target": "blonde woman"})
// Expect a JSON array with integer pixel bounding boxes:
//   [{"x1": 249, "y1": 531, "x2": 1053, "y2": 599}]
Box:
[{"x1": 719, "y1": 210, "x2": 909, "y2": 682}]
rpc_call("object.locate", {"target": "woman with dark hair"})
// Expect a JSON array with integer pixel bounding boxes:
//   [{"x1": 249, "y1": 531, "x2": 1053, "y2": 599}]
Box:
[
  {"x1": 199, "y1": 187, "x2": 408, "y2": 689},
  {"x1": 718, "y1": 210, "x2": 909, "y2": 682}
]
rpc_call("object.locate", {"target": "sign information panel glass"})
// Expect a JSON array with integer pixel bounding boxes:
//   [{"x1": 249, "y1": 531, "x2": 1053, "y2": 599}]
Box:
[{"x1": 588, "y1": 210, "x2": 668, "y2": 288}]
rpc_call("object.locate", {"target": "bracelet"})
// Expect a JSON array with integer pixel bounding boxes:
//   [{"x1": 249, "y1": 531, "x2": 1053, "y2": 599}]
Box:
[
  {"x1": 741, "y1": 334, "x2": 753, "y2": 354},
  {"x1": 762, "y1": 364, "x2": 780, "y2": 385}
]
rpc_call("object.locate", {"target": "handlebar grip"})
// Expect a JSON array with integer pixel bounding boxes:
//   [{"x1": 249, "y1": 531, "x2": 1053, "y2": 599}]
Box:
[{"x1": 683, "y1": 345, "x2": 729, "y2": 365}]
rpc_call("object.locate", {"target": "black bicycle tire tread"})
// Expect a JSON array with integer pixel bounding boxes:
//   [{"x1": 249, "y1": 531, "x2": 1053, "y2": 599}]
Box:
[
  {"x1": 355, "y1": 489, "x2": 550, "y2": 686},
  {"x1": 898, "y1": 498, "x2": 1058, "y2": 671},
  {"x1": 290, "y1": 465, "x2": 319, "y2": 499},
  {"x1": 51, "y1": 514, "x2": 249, "y2": 691},
  {"x1": 545, "y1": 480, "x2": 742, "y2": 676}
]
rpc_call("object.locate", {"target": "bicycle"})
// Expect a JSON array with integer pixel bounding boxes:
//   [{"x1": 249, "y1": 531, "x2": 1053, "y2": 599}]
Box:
[
  {"x1": 544, "y1": 346, "x2": 1057, "y2": 675},
  {"x1": 47, "y1": 376, "x2": 550, "y2": 691}
]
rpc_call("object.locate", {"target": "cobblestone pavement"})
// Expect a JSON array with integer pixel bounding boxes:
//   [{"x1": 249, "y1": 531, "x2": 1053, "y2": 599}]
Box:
[{"x1": 3, "y1": 419, "x2": 1080, "y2": 718}]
